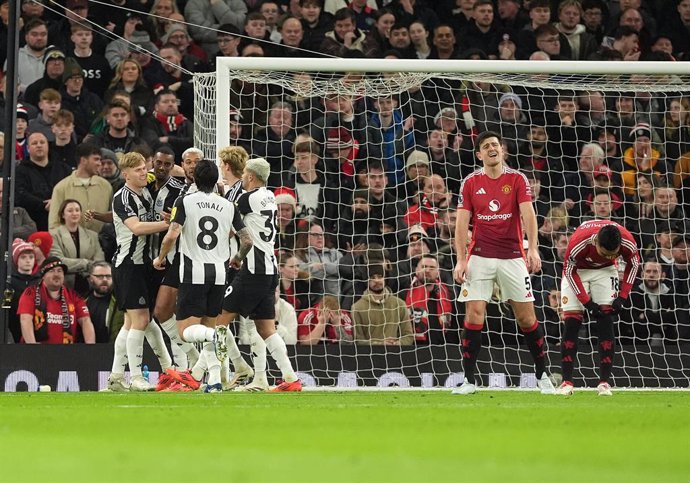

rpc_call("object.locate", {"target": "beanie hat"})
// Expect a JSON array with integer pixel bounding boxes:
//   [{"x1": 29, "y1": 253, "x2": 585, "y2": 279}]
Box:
[
  {"x1": 100, "y1": 148, "x2": 119, "y2": 167},
  {"x1": 62, "y1": 57, "x2": 84, "y2": 84},
  {"x1": 326, "y1": 127, "x2": 354, "y2": 151},
  {"x1": 498, "y1": 92, "x2": 523, "y2": 110},
  {"x1": 43, "y1": 46, "x2": 65, "y2": 67},
  {"x1": 16, "y1": 106, "x2": 29, "y2": 122},
  {"x1": 630, "y1": 123, "x2": 652, "y2": 140},
  {"x1": 130, "y1": 28, "x2": 158, "y2": 54},
  {"x1": 39, "y1": 256, "x2": 68, "y2": 277},
  {"x1": 161, "y1": 23, "x2": 189, "y2": 44},
  {"x1": 274, "y1": 186, "x2": 297, "y2": 209},
  {"x1": 28, "y1": 231, "x2": 53, "y2": 258},
  {"x1": 12, "y1": 238, "x2": 36, "y2": 267}
]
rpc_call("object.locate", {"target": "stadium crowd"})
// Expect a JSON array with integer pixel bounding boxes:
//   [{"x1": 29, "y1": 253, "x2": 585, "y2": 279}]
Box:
[{"x1": 2, "y1": 0, "x2": 690, "y2": 349}]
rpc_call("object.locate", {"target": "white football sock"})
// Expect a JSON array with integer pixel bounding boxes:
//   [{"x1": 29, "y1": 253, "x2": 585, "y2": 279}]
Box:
[
  {"x1": 111, "y1": 327, "x2": 129, "y2": 375},
  {"x1": 220, "y1": 356, "x2": 230, "y2": 383},
  {"x1": 226, "y1": 325, "x2": 246, "y2": 369},
  {"x1": 250, "y1": 328, "x2": 267, "y2": 384},
  {"x1": 265, "y1": 333, "x2": 297, "y2": 383},
  {"x1": 160, "y1": 316, "x2": 189, "y2": 368},
  {"x1": 126, "y1": 329, "x2": 145, "y2": 377},
  {"x1": 191, "y1": 349, "x2": 207, "y2": 382},
  {"x1": 182, "y1": 325, "x2": 214, "y2": 343},
  {"x1": 203, "y1": 342, "x2": 221, "y2": 386},
  {"x1": 145, "y1": 321, "x2": 172, "y2": 371}
]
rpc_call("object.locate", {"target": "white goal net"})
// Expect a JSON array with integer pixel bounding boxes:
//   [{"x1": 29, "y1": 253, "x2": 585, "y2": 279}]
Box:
[{"x1": 194, "y1": 58, "x2": 690, "y2": 388}]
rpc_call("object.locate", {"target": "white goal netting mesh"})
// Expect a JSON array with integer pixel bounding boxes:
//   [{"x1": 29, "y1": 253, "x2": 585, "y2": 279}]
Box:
[{"x1": 194, "y1": 62, "x2": 690, "y2": 388}]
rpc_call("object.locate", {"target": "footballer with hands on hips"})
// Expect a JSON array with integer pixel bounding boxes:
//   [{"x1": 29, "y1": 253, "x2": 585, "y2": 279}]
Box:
[
  {"x1": 153, "y1": 159, "x2": 252, "y2": 393},
  {"x1": 452, "y1": 130, "x2": 556, "y2": 395},
  {"x1": 557, "y1": 220, "x2": 640, "y2": 397}
]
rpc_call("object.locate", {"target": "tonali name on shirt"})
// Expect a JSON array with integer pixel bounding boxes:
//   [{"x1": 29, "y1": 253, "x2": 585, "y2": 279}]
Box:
[{"x1": 195, "y1": 201, "x2": 225, "y2": 212}]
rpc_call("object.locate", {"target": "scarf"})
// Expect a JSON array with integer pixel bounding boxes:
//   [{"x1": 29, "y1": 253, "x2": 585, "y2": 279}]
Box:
[
  {"x1": 154, "y1": 110, "x2": 186, "y2": 134},
  {"x1": 32, "y1": 283, "x2": 73, "y2": 344},
  {"x1": 406, "y1": 277, "x2": 453, "y2": 342}
]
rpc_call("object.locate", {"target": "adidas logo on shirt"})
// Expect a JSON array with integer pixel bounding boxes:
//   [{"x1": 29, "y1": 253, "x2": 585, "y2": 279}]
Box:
[{"x1": 475, "y1": 188, "x2": 487, "y2": 195}]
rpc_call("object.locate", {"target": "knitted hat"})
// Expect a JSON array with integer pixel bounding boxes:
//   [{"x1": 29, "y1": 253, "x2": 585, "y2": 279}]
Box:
[
  {"x1": 28, "y1": 231, "x2": 53, "y2": 258},
  {"x1": 499, "y1": 92, "x2": 523, "y2": 110},
  {"x1": 62, "y1": 57, "x2": 84, "y2": 83},
  {"x1": 100, "y1": 148, "x2": 119, "y2": 167},
  {"x1": 12, "y1": 238, "x2": 36, "y2": 267},
  {"x1": 43, "y1": 46, "x2": 65, "y2": 67},
  {"x1": 16, "y1": 106, "x2": 29, "y2": 122},
  {"x1": 630, "y1": 123, "x2": 652, "y2": 140},
  {"x1": 593, "y1": 165, "x2": 612, "y2": 179},
  {"x1": 274, "y1": 186, "x2": 297, "y2": 209},
  {"x1": 39, "y1": 256, "x2": 68, "y2": 277},
  {"x1": 129, "y1": 28, "x2": 158, "y2": 54},
  {"x1": 433, "y1": 107, "x2": 457, "y2": 125},
  {"x1": 406, "y1": 150, "x2": 430, "y2": 170},
  {"x1": 326, "y1": 127, "x2": 353, "y2": 150},
  {"x1": 408, "y1": 224, "x2": 428, "y2": 241},
  {"x1": 161, "y1": 23, "x2": 189, "y2": 44}
]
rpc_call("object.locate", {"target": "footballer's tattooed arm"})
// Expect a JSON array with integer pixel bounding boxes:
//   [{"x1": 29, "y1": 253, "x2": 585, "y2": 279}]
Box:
[{"x1": 230, "y1": 227, "x2": 253, "y2": 268}]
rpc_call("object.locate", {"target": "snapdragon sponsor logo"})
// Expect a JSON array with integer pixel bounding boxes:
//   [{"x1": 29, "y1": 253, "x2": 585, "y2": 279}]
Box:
[{"x1": 477, "y1": 213, "x2": 513, "y2": 221}]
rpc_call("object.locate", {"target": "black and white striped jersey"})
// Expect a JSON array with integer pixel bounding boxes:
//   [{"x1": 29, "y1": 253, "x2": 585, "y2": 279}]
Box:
[
  {"x1": 150, "y1": 176, "x2": 185, "y2": 261},
  {"x1": 236, "y1": 187, "x2": 278, "y2": 275},
  {"x1": 112, "y1": 185, "x2": 155, "y2": 267},
  {"x1": 224, "y1": 180, "x2": 244, "y2": 256},
  {"x1": 172, "y1": 190, "x2": 244, "y2": 285}
]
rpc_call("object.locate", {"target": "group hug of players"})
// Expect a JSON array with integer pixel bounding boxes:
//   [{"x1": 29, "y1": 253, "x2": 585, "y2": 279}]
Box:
[{"x1": 106, "y1": 131, "x2": 640, "y2": 395}]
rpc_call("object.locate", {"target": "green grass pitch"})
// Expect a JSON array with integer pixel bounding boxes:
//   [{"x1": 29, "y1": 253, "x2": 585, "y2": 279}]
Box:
[{"x1": 1, "y1": 391, "x2": 688, "y2": 483}]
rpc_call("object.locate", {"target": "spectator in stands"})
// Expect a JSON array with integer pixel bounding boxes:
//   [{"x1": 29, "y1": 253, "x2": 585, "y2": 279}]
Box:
[
  {"x1": 322, "y1": 126, "x2": 360, "y2": 190},
  {"x1": 497, "y1": 0, "x2": 529, "y2": 31},
  {"x1": 48, "y1": 199, "x2": 105, "y2": 295},
  {"x1": 614, "y1": 6, "x2": 657, "y2": 47},
  {"x1": 85, "y1": 260, "x2": 123, "y2": 343},
  {"x1": 485, "y1": 92, "x2": 530, "y2": 163},
  {"x1": 60, "y1": 57, "x2": 103, "y2": 142},
  {"x1": 668, "y1": 236, "x2": 690, "y2": 338},
  {"x1": 297, "y1": 221, "x2": 343, "y2": 298},
  {"x1": 581, "y1": 188, "x2": 626, "y2": 225},
  {"x1": 0, "y1": 179, "x2": 37, "y2": 241},
  {"x1": 623, "y1": 259, "x2": 678, "y2": 345},
  {"x1": 161, "y1": 23, "x2": 208, "y2": 71},
  {"x1": 319, "y1": 7, "x2": 368, "y2": 57},
  {"x1": 105, "y1": 12, "x2": 147, "y2": 69},
  {"x1": 409, "y1": 20, "x2": 431, "y2": 59},
  {"x1": 516, "y1": 0, "x2": 551, "y2": 59},
  {"x1": 18, "y1": 256, "x2": 96, "y2": 344},
  {"x1": 104, "y1": 59, "x2": 151, "y2": 119},
  {"x1": 8, "y1": 239, "x2": 41, "y2": 343},
  {"x1": 429, "y1": 24, "x2": 460, "y2": 59},
  {"x1": 28, "y1": 88, "x2": 61, "y2": 142},
  {"x1": 664, "y1": 0, "x2": 690, "y2": 59},
  {"x1": 534, "y1": 23, "x2": 571, "y2": 60},
  {"x1": 562, "y1": 143, "x2": 607, "y2": 217},
  {"x1": 23, "y1": 47, "x2": 65, "y2": 108},
  {"x1": 540, "y1": 229, "x2": 571, "y2": 290},
  {"x1": 282, "y1": 140, "x2": 336, "y2": 225},
  {"x1": 300, "y1": 0, "x2": 334, "y2": 53},
  {"x1": 363, "y1": 8, "x2": 394, "y2": 58},
  {"x1": 275, "y1": 187, "x2": 300, "y2": 253},
  {"x1": 49, "y1": 143, "x2": 112, "y2": 233},
  {"x1": 337, "y1": 188, "x2": 375, "y2": 249},
  {"x1": 253, "y1": 101, "x2": 297, "y2": 184},
  {"x1": 592, "y1": 25, "x2": 640, "y2": 61},
  {"x1": 211, "y1": 23, "x2": 241, "y2": 65},
  {"x1": 140, "y1": 89, "x2": 193, "y2": 160},
  {"x1": 538, "y1": 205, "x2": 570, "y2": 256},
  {"x1": 15, "y1": 107, "x2": 31, "y2": 161},
  {"x1": 99, "y1": 148, "x2": 124, "y2": 193},
  {"x1": 51, "y1": 0, "x2": 107, "y2": 56},
  {"x1": 662, "y1": 96, "x2": 690, "y2": 164},
  {"x1": 13, "y1": 18, "x2": 49, "y2": 94},
  {"x1": 70, "y1": 24, "x2": 112, "y2": 99},
  {"x1": 184, "y1": 0, "x2": 248, "y2": 56},
  {"x1": 400, "y1": 150, "x2": 430, "y2": 203},
  {"x1": 367, "y1": 93, "x2": 415, "y2": 186},
  {"x1": 226, "y1": 108, "x2": 251, "y2": 153},
  {"x1": 128, "y1": 29, "x2": 166, "y2": 90},
  {"x1": 458, "y1": 1, "x2": 502, "y2": 57},
  {"x1": 546, "y1": 93, "x2": 591, "y2": 172},
  {"x1": 83, "y1": 100, "x2": 143, "y2": 157},
  {"x1": 388, "y1": 23, "x2": 416, "y2": 58},
  {"x1": 366, "y1": 160, "x2": 407, "y2": 248},
  {"x1": 555, "y1": 0, "x2": 599, "y2": 60},
  {"x1": 597, "y1": 126, "x2": 622, "y2": 170},
  {"x1": 638, "y1": 185, "x2": 684, "y2": 250},
  {"x1": 239, "y1": 11, "x2": 273, "y2": 56},
  {"x1": 297, "y1": 294, "x2": 353, "y2": 344},
  {"x1": 279, "y1": 250, "x2": 322, "y2": 315},
  {"x1": 620, "y1": 123, "x2": 669, "y2": 197},
  {"x1": 277, "y1": 16, "x2": 307, "y2": 57},
  {"x1": 15, "y1": 132, "x2": 72, "y2": 231},
  {"x1": 352, "y1": 264, "x2": 414, "y2": 346},
  {"x1": 346, "y1": 0, "x2": 377, "y2": 31},
  {"x1": 581, "y1": 0, "x2": 607, "y2": 44},
  {"x1": 405, "y1": 254, "x2": 458, "y2": 345},
  {"x1": 49, "y1": 109, "x2": 77, "y2": 169},
  {"x1": 404, "y1": 174, "x2": 451, "y2": 236},
  {"x1": 424, "y1": 128, "x2": 464, "y2": 193},
  {"x1": 149, "y1": 0, "x2": 181, "y2": 41}
]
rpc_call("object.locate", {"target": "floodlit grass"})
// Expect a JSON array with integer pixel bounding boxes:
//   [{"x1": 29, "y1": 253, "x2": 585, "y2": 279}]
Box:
[{"x1": 0, "y1": 391, "x2": 688, "y2": 483}]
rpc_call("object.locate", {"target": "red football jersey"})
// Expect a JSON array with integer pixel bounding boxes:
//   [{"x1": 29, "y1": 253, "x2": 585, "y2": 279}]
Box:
[
  {"x1": 17, "y1": 284, "x2": 90, "y2": 344},
  {"x1": 458, "y1": 166, "x2": 532, "y2": 259},
  {"x1": 563, "y1": 220, "x2": 641, "y2": 304},
  {"x1": 297, "y1": 303, "x2": 353, "y2": 343}
]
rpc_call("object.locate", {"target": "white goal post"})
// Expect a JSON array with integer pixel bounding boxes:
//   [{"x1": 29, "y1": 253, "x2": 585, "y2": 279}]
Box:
[{"x1": 193, "y1": 58, "x2": 690, "y2": 389}]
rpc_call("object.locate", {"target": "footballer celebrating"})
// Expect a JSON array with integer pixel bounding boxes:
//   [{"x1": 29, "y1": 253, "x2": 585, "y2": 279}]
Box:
[
  {"x1": 453, "y1": 131, "x2": 555, "y2": 395},
  {"x1": 558, "y1": 220, "x2": 640, "y2": 396}
]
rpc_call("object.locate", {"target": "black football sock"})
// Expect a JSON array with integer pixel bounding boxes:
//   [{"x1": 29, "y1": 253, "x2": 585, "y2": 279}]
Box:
[
  {"x1": 461, "y1": 324, "x2": 483, "y2": 384},
  {"x1": 561, "y1": 317, "x2": 582, "y2": 384},
  {"x1": 521, "y1": 321, "x2": 546, "y2": 379}
]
